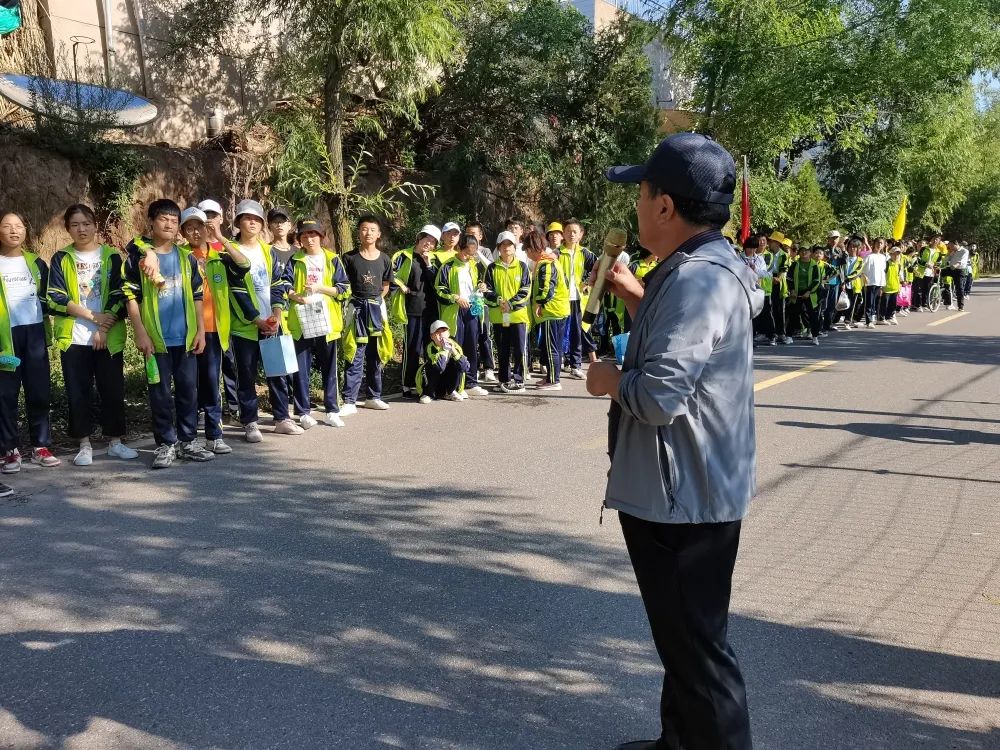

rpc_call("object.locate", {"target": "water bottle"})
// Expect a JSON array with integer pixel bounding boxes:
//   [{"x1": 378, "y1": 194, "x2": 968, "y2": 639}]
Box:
[
  {"x1": 470, "y1": 292, "x2": 484, "y2": 318},
  {"x1": 502, "y1": 310, "x2": 511, "y2": 327},
  {"x1": 145, "y1": 354, "x2": 160, "y2": 385}
]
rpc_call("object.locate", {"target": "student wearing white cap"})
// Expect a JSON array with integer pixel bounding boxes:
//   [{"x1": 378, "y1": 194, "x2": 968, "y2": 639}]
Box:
[
  {"x1": 179, "y1": 206, "x2": 234, "y2": 453},
  {"x1": 220, "y1": 199, "x2": 301, "y2": 440},
  {"x1": 416, "y1": 319, "x2": 470, "y2": 403},
  {"x1": 483, "y1": 230, "x2": 531, "y2": 392},
  {"x1": 391, "y1": 224, "x2": 441, "y2": 398},
  {"x1": 434, "y1": 222, "x2": 462, "y2": 266}
]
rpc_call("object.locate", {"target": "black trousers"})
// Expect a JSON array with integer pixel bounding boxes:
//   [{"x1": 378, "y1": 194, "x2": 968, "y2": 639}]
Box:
[
  {"x1": 293, "y1": 336, "x2": 339, "y2": 415},
  {"x1": 769, "y1": 287, "x2": 786, "y2": 338},
  {"x1": 620, "y1": 512, "x2": 752, "y2": 750},
  {"x1": 912, "y1": 277, "x2": 931, "y2": 309},
  {"x1": 148, "y1": 346, "x2": 198, "y2": 446},
  {"x1": 401, "y1": 314, "x2": 424, "y2": 391},
  {"x1": 424, "y1": 356, "x2": 469, "y2": 398},
  {"x1": 221, "y1": 339, "x2": 240, "y2": 413},
  {"x1": 497, "y1": 322, "x2": 527, "y2": 384},
  {"x1": 231, "y1": 335, "x2": 290, "y2": 424},
  {"x1": 479, "y1": 315, "x2": 496, "y2": 372},
  {"x1": 61, "y1": 344, "x2": 126, "y2": 439},
  {"x1": 0, "y1": 323, "x2": 51, "y2": 452},
  {"x1": 197, "y1": 333, "x2": 224, "y2": 440},
  {"x1": 943, "y1": 269, "x2": 966, "y2": 309},
  {"x1": 789, "y1": 299, "x2": 820, "y2": 337}
]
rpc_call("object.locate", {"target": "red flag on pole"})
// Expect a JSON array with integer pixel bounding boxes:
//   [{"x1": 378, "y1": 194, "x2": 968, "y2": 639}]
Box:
[{"x1": 739, "y1": 156, "x2": 751, "y2": 244}]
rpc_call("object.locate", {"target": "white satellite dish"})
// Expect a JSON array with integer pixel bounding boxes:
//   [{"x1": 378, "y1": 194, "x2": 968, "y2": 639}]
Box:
[{"x1": 0, "y1": 73, "x2": 159, "y2": 128}]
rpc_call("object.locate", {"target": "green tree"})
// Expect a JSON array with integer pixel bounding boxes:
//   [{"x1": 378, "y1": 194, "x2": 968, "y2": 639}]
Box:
[
  {"x1": 168, "y1": 0, "x2": 462, "y2": 252},
  {"x1": 416, "y1": 0, "x2": 659, "y2": 239}
]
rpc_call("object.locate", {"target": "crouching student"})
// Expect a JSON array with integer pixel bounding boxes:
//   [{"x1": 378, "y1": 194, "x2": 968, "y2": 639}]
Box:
[
  {"x1": 524, "y1": 228, "x2": 569, "y2": 391},
  {"x1": 180, "y1": 207, "x2": 234, "y2": 454},
  {"x1": 0, "y1": 211, "x2": 59, "y2": 472},
  {"x1": 123, "y1": 199, "x2": 214, "y2": 469},
  {"x1": 47, "y1": 203, "x2": 138, "y2": 466},
  {"x1": 483, "y1": 231, "x2": 531, "y2": 393},
  {"x1": 285, "y1": 218, "x2": 350, "y2": 429},
  {"x1": 416, "y1": 319, "x2": 469, "y2": 404}
]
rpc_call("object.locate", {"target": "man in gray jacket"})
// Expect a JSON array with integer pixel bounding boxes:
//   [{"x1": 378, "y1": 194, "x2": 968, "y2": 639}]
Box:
[{"x1": 587, "y1": 133, "x2": 762, "y2": 750}]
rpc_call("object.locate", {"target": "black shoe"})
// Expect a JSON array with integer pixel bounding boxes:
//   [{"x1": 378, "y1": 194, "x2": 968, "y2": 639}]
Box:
[
  {"x1": 0, "y1": 482, "x2": 12, "y2": 498},
  {"x1": 615, "y1": 742, "x2": 660, "y2": 750}
]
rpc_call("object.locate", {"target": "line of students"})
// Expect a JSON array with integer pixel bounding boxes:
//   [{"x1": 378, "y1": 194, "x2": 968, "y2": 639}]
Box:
[
  {"x1": 742, "y1": 230, "x2": 977, "y2": 346},
  {"x1": 0, "y1": 200, "x2": 628, "y2": 491}
]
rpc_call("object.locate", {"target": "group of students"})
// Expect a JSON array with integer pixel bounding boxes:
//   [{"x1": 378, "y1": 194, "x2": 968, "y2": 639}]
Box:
[
  {"x1": 741, "y1": 230, "x2": 978, "y2": 345},
  {"x1": 0, "y1": 200, "x2": 633, "y2": 488}
]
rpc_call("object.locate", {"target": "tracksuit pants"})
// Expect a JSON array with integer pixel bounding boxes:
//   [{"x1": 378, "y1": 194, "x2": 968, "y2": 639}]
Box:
[
  {"x1": 620, "y1": 513, "x2": 752, "y2": 750},
  {"x1": 943, "y1": 269, "x2": 966, "y2": 309},
  {"x1": 770, "y1": 287, "x2": 786, "y2": 339},
  {"x1": 454, "y1": 308, "x2": 480, "y2": 389},
  {"x1": 221, "y1": 342, "x2": 239, "y2": 414},
  {"x1": 790, "y1": 299, "x2": 820, "y2": 337},
  {"x1": 231, "y1": 335, "x2": 290, "y2": 424},
  {"x1": 821, "y1": 286, "x2": 839, "y2": 331},
  {"x1": 402, "y1": 314, "x2": 424, "y2": 391},
  {"x1": 0, "y1": 323, "x2": 51, "y2": 452},
  {"x1": 425, "y1": 356, "x2": 469, "y2": 399},
  {"x1": 196, "y1": 332, "x2": 224, "y2": 440},
  {"x1": 497, "y1": 322, "x2": 527, "y2": 384},
  {"x1": 753, "y1": 296, "x2": 775, "y2": 340},
  {"x1": 912, "y1": 277, "x2": 931, "y2": 309},
  {"x1": 61, "y1": 344, "x2": 126, "y2": 440},
  {"x1": 566, "y1": 300, "x2": 594, "y2": 368},
  {"x1": 293, "y1": 336, "x2": 339, "y2": 415},
  {"x1": 864, "y1": 286, "x2": 883, "y2": 324},
  {"x1": 879, "y1": 293, "x2": 898, "y2": 321},
  {"x1": 479, "y1": 316, "x2": 496, "y2": 372},
  {"x1": 343, "y1": 338, "x2": 382, "y2": 403},
  {"x1": 541, "y1": 317, "x2": 567, "y2": 384},
  {"x1": 148, "y1": 345, "x2": 198, "y2": 447}
]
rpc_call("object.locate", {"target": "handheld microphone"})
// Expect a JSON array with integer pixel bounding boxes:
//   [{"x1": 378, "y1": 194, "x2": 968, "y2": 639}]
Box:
[{"x1": 582, "y1": 228, "x2": 627, "y2": 327}]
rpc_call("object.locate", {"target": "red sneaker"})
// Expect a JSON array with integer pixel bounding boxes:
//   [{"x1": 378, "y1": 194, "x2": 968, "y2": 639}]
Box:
[
  {"x1": 30, "y1": 448, "x2": 61, "y2": 467},
  {"x1": 2, "y1": 449, "x2": 21, "y2": 474}
]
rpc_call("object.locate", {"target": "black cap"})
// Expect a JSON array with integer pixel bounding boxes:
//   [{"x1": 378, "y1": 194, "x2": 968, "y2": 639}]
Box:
[
  {"x1": 605, "y1": 132, "x2": 736, "y2": 206},
  {"x1": 267, "y1": 206, "x2": 292, "y2": 222},
  {"x1": 296, "y1": 218, "x2": 324, "y2": 236}
]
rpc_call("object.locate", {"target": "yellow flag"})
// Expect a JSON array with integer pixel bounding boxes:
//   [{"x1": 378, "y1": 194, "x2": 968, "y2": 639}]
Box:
[{"x1": 892, "y1": 196, "x2": 907, "y2": 241}]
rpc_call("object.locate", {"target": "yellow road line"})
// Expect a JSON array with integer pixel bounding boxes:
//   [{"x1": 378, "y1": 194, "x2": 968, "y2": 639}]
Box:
[
  {"x1": 755, "y1": 360, "x2": 836, "y2": 393},
  {"x1": 927, "y1": 311, "x2": 969, "y2": 327}
]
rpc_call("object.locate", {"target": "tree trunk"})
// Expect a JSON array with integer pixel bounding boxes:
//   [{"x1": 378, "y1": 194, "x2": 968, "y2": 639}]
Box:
[{"x1": 323, "y1": 58, "x2": 353, "y2": 254}]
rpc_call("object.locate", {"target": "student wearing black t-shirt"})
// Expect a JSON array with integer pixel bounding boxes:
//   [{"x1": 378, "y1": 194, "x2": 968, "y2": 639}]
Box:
[
  {"x1": 341, "y1": 216, "x2": 393, "y2": 414},
  {"x1": 391, "y1": 224, "x2": 442, "y2": 397}
]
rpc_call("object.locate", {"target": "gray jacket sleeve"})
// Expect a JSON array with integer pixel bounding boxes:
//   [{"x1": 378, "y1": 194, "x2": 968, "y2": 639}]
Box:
[{"x1": 617, "y1": 267, "x2": 732, "y2": 426}]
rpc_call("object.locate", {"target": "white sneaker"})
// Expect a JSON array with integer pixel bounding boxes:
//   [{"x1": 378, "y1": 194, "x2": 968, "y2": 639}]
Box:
[
  {"x1": 206, "y1": 438, "x2": 232, "y2": 454},
  {"x1": 245, "y1": 423, "x2": 263, "y2": 443},
  {"x1": 782, "y1": 336, "x2": 794, "y2": 345},
  {"x1": 323, "y1": 412, "x2": 345, "y2": 428},
  {"x1": 445, "y1": 391, "x2": 463, "y2": 402},
  {"x1": 299, "y1": 414, "x2": 318, "y2": 430},
  {"x1": 274, "y1": 419, "x2": 305, "y2": 435},
  {"x1": 466, "y1": 386, "x2": 489, "y2": 397},
  {"x1": 570, "y1": 368, "x2": 585, "y2": 380},
  {"x1": 866, "y1": 322, "x2": 874, "y2": 328},
  {"x1": 363, "y1": 399, "x2": 390, "y2": 410},
  {"x1": 889, "y1": 317, "x2": 899, "y2": 326},
  {"x1": 107, "y1": 441, "x2": 139, "y2": 460},
  {"x1": 74, "y1": 445, "x2": 93, "y2": 466},
  {"x1": 419, "y1": 395, "x2": 432, "y2": 404},
  {"x1": 812, "y1": 337, "x2": 820, "y2": 346},
  {"x1": 339, "y1": 403, "x2": 358, "y2": 416},
  {"x1": 456, "y1": 390, "x2": 469, "y2": 400},
  {"x1": 482, "y1": 370, "x2": 498, "y2": 384}
]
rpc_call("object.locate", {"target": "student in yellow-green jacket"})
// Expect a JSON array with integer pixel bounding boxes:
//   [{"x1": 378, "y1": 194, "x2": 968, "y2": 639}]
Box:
[
  {"x1": 483, "y1": 231, "x2": 531, "y2": 393},
  {"x1": 284, "y1": 218, "x2": 351, "y2": 429},
  {"x1": 179, "y1": 206, "x2": 236, "y2": 454},
  {"x1": 0, "y1": 210, "x2": 59, "y2": 473},
  {"x1": 524, "y1": 228, "x2": 569, "y2": 391},
  {"x1": 122, "y1": 199, "x2": 213, "y2": 469},
  {"x1": 47, "y1": 203, "x2": 139, "y2": 466}
]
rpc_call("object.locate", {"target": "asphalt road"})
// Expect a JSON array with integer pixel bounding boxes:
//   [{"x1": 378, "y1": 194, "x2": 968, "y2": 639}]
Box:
[{"x1": 0, "y1": 281, "x2": 998, "y2": 750}]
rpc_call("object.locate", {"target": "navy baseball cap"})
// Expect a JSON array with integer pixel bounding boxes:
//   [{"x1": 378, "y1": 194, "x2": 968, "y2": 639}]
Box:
[
  {"x1": 296, "y1": 218, "x2": 324, "y2": 236},
  {"x1": 268, "y1": 206, "x2": 292, "y2": 222},
  {"x1": 605, "y1": 132, "x2": 736, "y2": 206}
]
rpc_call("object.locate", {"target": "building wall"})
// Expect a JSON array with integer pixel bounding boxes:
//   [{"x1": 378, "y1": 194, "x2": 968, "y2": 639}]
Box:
[{"x1": 37, "y1": 0, "x2": 259, "y2": 146}]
